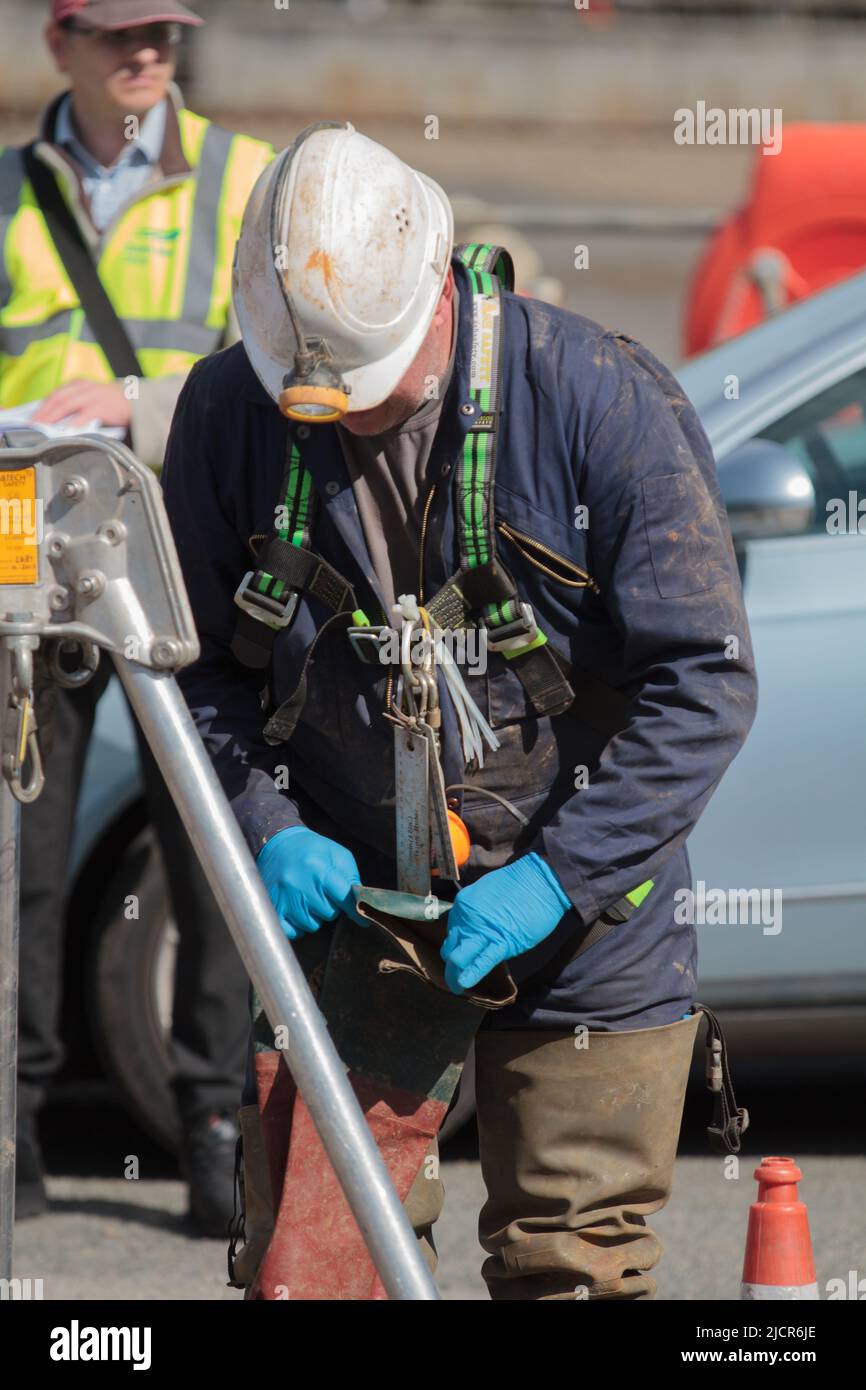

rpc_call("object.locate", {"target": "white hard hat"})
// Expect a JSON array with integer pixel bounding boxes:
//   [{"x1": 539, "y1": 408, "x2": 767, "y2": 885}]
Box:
[{"x1": 232, "y1": 121, "x2": 454, "y2": 421}]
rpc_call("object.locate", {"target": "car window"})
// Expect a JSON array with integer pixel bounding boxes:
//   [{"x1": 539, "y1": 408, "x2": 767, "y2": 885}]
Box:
[{"x1": 759, "y1": 366, "x2": 866, "y2": 533}]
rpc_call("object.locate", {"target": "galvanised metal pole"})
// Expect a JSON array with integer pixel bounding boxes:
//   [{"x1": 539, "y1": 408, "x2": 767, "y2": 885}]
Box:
[
  {"x1": 0, "y1": 643, "x2": 20, "y2": 1280},
  {"x1": 115, "y1": 655, "x2": 439, "y2": 1302}
]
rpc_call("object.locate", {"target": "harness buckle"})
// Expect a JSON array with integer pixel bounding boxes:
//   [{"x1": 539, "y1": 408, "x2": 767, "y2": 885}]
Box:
[
  {"x1": 484, "y1": 601, "x2": 539, "y2": 653},
  {"x1": 347, "y1": 625, "x2": 390, "y2": 665},
  {"x1": 233, "y1": 570, "x2": 298, "y2": 630}
]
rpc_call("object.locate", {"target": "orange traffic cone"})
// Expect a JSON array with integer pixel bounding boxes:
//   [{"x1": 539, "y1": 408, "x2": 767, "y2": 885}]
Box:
[{"x1": 740, "y1": 1156, "x2": 819, "y2": 1299}]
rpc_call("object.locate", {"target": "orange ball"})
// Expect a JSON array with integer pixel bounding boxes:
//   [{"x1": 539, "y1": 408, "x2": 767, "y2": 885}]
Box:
[{"x1": 447, "y1": 810, "x2": 471, "y2": 868}]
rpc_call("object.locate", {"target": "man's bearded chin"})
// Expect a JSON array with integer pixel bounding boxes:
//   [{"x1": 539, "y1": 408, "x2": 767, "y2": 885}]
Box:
[
  {"x1": 339, "y1": 312, "x2": 449, "y2": 438},
  {"x1": 340, "y1": 383, "x2": 427, "y2": 437}
]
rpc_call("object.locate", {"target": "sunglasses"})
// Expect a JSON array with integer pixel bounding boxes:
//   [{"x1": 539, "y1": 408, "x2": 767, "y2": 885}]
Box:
[{"x1": 62, "y1": 21, "x2": 183, "y2": 49}]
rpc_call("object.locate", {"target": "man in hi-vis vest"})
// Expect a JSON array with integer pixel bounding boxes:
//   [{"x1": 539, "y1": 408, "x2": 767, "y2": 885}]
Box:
[{"x1": 0, "y1": 0, "x2": 273, "y2": 1233}]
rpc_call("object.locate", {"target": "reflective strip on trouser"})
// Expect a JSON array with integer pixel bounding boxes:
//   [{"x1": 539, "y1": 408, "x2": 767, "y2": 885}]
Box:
[
  {"x1": 246, "y1": 921, "x2": 482, "y2": 1301},
  {"x1": 474, "y1": 1013, "x2": 701, "y2": 1300}
]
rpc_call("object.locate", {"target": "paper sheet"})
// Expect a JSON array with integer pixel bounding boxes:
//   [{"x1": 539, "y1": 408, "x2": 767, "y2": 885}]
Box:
[{"x1": 0, "y1": 398, "x2": 126, "y2": 441}]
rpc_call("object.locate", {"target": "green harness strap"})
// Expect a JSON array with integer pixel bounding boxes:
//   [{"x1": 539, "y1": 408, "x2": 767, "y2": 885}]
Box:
[
  {"x1": 231, "y1": 438, "x2": 367, "y2": 670},
  {"x1": 425, "y1": 243, "x2": 578, "y2": 724},
  {"x1": 425, "y1": 242, "x2": 534, "y2": 643}
]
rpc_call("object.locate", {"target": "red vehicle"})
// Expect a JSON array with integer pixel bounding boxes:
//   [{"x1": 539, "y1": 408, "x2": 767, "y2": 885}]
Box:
[{"x1": 684, "y1": 123, "x2": 866, "y2": 356}]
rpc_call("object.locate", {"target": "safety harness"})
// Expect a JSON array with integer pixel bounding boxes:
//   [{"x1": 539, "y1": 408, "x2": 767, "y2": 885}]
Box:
[
  {"x1": 232, "y1": 242, "x2": 631, "y2": 737},
  {"x1": 232, "y1": 243, "x2": 654, "y2": 915}
]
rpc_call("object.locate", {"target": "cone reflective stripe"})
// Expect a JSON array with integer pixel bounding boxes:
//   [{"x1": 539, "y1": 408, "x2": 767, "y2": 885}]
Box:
[{"x1": 740, "y1": 1156, "x2": 819, "y2": 1300}]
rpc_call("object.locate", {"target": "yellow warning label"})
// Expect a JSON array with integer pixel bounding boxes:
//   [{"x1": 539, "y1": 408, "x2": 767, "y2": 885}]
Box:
[{"x1": 0, "y1": 468, "x2": 39, "y2": 585}]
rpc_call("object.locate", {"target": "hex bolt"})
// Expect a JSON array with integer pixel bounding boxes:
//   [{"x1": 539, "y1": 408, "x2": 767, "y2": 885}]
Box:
[
  {"x1": 97, "y1": 521, "x2": 127, "y2": 546},
  {"x1": 76, "y1": 571, "x2": 105, "y2": 600},
  {"x1": 61, "y1": 476, "x2": 88, "y2": 502},
  {"x1": 48, "y1": 586, "x2": 71, "y2": 612},
  {"x1": 151, "y1": 639, "x2": 180, "y2": 668}
]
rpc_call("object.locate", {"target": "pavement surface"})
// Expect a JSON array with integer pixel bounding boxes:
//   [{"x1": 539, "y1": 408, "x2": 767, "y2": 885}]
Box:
[{"x1": 11, "y1": 1056, "x2": 865, "y2": 1302}]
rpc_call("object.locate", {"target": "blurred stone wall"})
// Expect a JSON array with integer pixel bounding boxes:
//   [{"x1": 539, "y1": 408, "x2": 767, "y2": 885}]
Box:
[{"x1": 1, "y1": 0, "x2": 864, "y2": 125}]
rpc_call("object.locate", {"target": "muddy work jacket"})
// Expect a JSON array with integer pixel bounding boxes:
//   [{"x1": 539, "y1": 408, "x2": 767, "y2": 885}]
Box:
[{"x1": 161, "y1": 255, "x2": 758, "y2": 1030}]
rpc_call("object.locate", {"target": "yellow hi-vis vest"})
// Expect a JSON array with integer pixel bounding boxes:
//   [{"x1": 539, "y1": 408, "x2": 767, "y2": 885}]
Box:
[{"x1": 0, "y1": 104, "x2": 273, "y2": 406}]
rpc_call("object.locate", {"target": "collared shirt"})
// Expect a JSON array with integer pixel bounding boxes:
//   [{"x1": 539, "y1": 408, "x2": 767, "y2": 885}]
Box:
[{"x1": 54, "y1": 93, "x2": 166, "y2": 233}]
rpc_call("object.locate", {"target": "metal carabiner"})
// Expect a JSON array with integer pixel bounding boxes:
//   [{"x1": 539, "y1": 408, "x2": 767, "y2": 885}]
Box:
[
  {"x1": 13, "y1": 725, "x2": 44, "y2": 803},
  {"x1": 400, "y1": 616, "x2": 421, "y2": 689},
  {"x1": 4, "y1": 696, "x2": 44, "y2": 803},
  {"x1": 414, "y1": 669, "x2": 437, "y2": 720}
]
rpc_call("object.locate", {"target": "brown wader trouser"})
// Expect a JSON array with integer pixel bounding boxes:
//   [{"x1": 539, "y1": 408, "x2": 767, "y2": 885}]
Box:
[{"x1": 473, "y1": 1013, "x2": 702, "y2": 1300}]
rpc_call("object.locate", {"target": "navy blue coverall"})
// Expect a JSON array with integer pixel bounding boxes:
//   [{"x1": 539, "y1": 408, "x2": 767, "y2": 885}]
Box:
[{"x1": 161, "y1": 254, "x2": 758, "y2": 1033}]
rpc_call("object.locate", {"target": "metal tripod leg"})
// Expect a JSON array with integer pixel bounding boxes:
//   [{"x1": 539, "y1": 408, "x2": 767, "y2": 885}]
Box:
[{"x1": 0, "y1": 649, "x2": 19, "y2": 1279}]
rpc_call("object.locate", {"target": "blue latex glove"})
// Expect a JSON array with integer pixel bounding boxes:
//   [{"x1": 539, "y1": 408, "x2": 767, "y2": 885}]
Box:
[
  {"x1": 256, "y1": 826, "x2": 364, "y2": 940},
  {"x1": 440, "y1": 852, "x2": 572, "y2": 994}
]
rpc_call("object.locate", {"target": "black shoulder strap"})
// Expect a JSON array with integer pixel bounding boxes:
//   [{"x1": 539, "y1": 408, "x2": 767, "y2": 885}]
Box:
[
  {"x1": 21, "y1": 144, "x2": 143, "y2": 379},
  {"x1": 693, "y1": 1002, "x2": 750, "y2": 1154}
]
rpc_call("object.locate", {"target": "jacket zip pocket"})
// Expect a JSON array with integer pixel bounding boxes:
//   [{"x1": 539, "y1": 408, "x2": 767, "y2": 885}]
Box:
[{"x1": 495, "y1": 519, "x2": 601, "y2": 595}]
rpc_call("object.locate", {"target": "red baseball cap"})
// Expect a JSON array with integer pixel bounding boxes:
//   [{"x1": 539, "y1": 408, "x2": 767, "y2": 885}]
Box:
[{"x1": 52, "y1": 0, "x2": 204, "y2": 27}]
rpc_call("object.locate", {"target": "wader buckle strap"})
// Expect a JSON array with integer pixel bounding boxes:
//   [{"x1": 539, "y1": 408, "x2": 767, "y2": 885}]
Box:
[{"x1": 693, "y1": 1000, "x2": 750, "y2": 1155}]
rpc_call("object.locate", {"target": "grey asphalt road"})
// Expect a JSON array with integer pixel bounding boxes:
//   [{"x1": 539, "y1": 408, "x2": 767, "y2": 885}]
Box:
[{"x1": 11, "y1": 1057, "x2": 865, "y2": 1302}]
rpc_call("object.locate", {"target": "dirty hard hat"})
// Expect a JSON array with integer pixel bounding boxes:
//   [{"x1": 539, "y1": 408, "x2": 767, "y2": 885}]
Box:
[
  {"x1": 232, "y1": 122, "x2": 454, "y2": 422},
  {"x1": 51, "y1": 0, "x2": 204, "y2": 27}
]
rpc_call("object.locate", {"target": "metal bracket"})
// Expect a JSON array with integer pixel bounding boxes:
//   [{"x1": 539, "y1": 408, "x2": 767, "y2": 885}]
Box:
[{"x1": 0, "y1": 436, "x2": 198, "y2": 668}]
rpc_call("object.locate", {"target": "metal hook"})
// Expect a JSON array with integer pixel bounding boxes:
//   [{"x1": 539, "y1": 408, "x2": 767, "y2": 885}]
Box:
[
  {"x1": 12, "y1": 724, "x2": 44, "y2": 803},
  {"x1": 3, "y1": 696, "x2": 44, "y2": 803}
]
